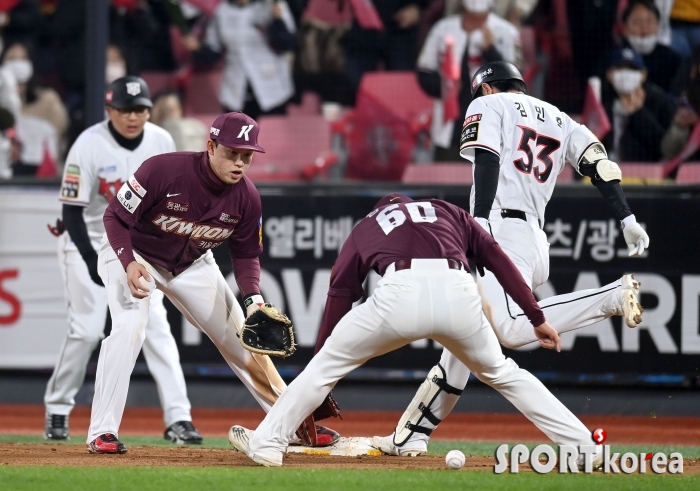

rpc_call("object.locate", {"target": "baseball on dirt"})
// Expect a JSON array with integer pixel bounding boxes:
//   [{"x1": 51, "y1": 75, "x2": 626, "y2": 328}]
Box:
[{"x1": 445, "y1": 450, "x2": 466, "y2": 469}]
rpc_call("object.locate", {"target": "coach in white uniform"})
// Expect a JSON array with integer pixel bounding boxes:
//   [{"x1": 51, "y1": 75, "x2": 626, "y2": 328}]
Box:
[
  {"x1": 374, "y1": 62, "x2": 650, "y2": 457},
  {"x1": 46, "y1": 77, "x2": 201, "y2": 445}
]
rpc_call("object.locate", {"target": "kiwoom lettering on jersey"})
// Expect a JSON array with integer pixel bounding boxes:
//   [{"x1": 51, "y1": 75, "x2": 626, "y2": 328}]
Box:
[
  {"x1": 463, "y1": 114, "x2": 482, "y2": 125},
  {"x1": 151, "y1": 214, "x2": 234, "y2": 241},
  {"x1": 166, "y1": 201, "x2": 189, "y2": 212}
]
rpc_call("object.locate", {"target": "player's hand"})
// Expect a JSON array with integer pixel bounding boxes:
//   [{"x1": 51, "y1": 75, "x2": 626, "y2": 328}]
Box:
[
  {"x1": 534, "y1": 321, "x2": 561, "y2": 352},
  {"x1": 126, "y1": 261, "x2": 153, "y2": 299},
  {"x1": 621, "y1": 215, "x2": 649, "y2": 256}
]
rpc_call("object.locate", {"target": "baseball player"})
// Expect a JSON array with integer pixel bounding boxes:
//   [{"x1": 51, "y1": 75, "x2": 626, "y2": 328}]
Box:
[
  {"x1": 228, "y1": 193, "x2": 602, "y2": 468},
  {"x1": 46, "y1": 76, "x2": 202, "y2": 446},
  {"x1": 87, "y1": 111, "x2": 339, "y2": 453},
  {"x1": 373, "y1": 61, "x2": 651, "y2": 457}
]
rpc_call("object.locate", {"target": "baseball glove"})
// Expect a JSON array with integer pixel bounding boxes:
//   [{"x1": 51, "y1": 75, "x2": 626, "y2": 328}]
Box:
[{"x1": 240, "y1": 304, "x2": 296, "y2": 358}]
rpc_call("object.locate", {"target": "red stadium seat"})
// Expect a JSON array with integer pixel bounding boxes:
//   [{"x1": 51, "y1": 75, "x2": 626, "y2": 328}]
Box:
[
  {"x1": 248, "y1": 115, "x2": 336, "y2": 181},
  {"x1": 557, "y1": 164, "x2": 574, "y2": 183},
  {"x1": 287, "y1": 92, "x2": 321, "y2": 116},
  {"x1": 401, "y1": 163, "x2": 472, "y2": 184},
  {"x1": 344, "y1": 72, "x2": 433, "y2": 180},
  {"x1": 619, "y1": 163, "x2": 665, "y2": 182},
  {"x1": 184, "y1": 68, "x2": 223, "y2": 115},
  {"x1": 140, "y1": 71, "x2": 179, "y2": 96},
  {"x1": 675, "y1": 162, "x2": 700, "y2": 184}
]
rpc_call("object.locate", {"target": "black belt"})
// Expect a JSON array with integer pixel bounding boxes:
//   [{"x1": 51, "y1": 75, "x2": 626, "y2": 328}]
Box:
[
  {"x1": 501, "y1": 209, "x2": 527, "y2": 221},
  {"x1": 393, "y1": 258, "x2": 463, "y2": 272}
]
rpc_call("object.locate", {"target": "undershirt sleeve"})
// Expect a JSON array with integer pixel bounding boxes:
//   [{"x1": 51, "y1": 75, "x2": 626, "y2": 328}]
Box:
[{"x1": 472, "y1": 148, "x2": 500, "y2": 218}]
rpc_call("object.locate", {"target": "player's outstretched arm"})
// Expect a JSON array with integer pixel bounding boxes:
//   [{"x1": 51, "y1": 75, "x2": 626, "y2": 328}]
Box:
[{"x1": 576, "y1": 143, "x2": 650, "y2": 256}]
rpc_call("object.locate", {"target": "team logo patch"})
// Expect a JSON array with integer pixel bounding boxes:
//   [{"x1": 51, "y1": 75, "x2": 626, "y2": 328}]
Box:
[
  {"x1": 128, "y1": 174, "x2": 146, "y2": 197},
  {"x1": 460, "y1": 122, "x2": 480, "y2": 145},
  {"x1": 167, "y1": 201, "x2": 189, "y2": 212},
  {"x1": 219, "y1": 213, "x2": 240, "y2": 224},
  {"x1": 463, "y1": 114, "x2": 482, "y2": 126},
  {"x1": 61, "y1": 164, "x2": 81, "y2": 198},
  {"x1": 211, "y1": 126, "x2": 220, "y2": 137},
  {"x1": 105, "y1": 90, "x2": 113, "y2": 103},
  {"x1": 125, "y1": 82, "x2": 141, "y2": 96},
  {"x1": 237, "y1": 125, "x2": 254, "y2": 141},
  {"x1": 116, "y1": 182, "x2": 142, "y2": 214}
]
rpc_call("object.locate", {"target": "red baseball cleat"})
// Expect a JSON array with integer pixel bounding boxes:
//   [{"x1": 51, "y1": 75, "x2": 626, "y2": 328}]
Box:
[
  {"x1": 315, "y1": 425, "x2": 340, "y2": 447},
  {"x1": 87, "y1": 433, "x2": 127, "y2": 454}
]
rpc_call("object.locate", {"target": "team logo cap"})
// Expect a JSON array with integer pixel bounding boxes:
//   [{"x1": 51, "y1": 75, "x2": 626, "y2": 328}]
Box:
[
  {"x1": 106, "y1": 76, "x2": 152, "y2": 109},
  {"x1": 210, "y1": 112, "x2": 265, "y2": 153}
]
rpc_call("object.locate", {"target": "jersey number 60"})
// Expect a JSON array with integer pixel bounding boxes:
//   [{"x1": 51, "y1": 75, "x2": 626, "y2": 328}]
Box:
[
  {"x1": 513, "y1": 126, "x2": 561, "y2": 184},
  {"x1": 376, "y1": 202, "x2": 438, "y2": 235}
]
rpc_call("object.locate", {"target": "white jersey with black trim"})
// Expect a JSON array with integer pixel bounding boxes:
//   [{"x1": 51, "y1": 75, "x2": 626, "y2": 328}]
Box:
[
  {"x1": 58, "y1": 120, "x2": 176, "y2": 250},
  {"x1": 459, "y1": 92, "x2": 599, "y2": 224}
]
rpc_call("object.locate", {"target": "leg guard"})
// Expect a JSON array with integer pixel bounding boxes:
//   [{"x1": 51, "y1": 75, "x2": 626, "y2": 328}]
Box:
[{"x1": 393, "y1": 363, "x2": 463, "y2": 446}]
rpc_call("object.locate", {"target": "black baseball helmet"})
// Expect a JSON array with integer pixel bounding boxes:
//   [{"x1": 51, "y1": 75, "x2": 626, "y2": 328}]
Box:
[
  {"x1": 105, "y1": 76, "x2": 153, "y2": 109},
  {"x1": 470, "y1": 61, "x2": 525, "y2": 98}
]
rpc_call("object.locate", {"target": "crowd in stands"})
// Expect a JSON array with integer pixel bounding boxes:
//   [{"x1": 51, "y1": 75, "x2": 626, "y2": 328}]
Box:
[{"x1": 0, "y1": 0, "x2": 698, "y2": 180}]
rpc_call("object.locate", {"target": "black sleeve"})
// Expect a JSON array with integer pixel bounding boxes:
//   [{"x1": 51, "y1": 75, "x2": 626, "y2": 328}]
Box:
[
  {"x1": 578, "y1": 164, "x2": 633, "y2": 220},
  {"x1": 192, "y1": 45, "x2": 222, "y2": 66},
  {"x1": 417, "y1": 69, "x2": 442, "y2": 99},
  {"x1": 472, "y1": 148, "x2": 501, "y2": 218},
  {"x1": 62, "y1": 204, "x2": 97, "y2": 260}
]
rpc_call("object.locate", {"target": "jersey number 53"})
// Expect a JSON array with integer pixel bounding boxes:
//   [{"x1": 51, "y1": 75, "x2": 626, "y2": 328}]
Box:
[{"x1": 513, "y1": 126, "x2": 561, "y2": 184}]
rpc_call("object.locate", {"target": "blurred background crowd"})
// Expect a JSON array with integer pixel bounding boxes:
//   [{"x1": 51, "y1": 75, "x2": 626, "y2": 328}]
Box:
[{"x1": 0, "y1": 0, "x2": 698, "y2": 181}]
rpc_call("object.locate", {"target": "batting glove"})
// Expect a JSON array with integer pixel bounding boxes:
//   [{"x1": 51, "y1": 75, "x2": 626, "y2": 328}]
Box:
[{"x1": 621, "y1": 215, "x2": 650, "y2": 256}]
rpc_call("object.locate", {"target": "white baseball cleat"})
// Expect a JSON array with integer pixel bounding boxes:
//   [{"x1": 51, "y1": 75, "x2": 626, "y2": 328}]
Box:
[
  {"x1": 576, "y1": 445, "x2": 604, "y2": 471},
  {"x1": 371, "y1": 435, "x2": 427, "y2": 457},
  {"x1": 619, "y1": 274, "x2": 643, "y2": 328},
  {"x1": 228, "y1": 425, "x2": 283, "y2": 467}
]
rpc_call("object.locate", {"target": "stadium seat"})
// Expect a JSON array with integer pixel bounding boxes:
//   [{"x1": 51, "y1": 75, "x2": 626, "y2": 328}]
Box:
[
  {"x1": 248, "y1": 115, "x2": 337, "y2": 181},
  {"x1": 557, "y1": 164, "x2": 574, "y2": 183},
  {"x1": 287, "y1": 92, "x2": 321, "y2": 116},
  {"x1": 184, "y1": 68, "x2": 223, "y2": 115},
  {"x1": 675, "y1": 163, "x2": 700, "y2": 184},
  {"x1": 619, "y1": 163, "x2": 665, "y2": 182},
  {"x1": 344, "y1": 72, "x2": 433, "y2": 180},
  {"x1": 401, "y1": 163, "x2": 472, "y2": 184},
  {"x1": 140, "y1": 71, "x2": 178, "y2": 96}
]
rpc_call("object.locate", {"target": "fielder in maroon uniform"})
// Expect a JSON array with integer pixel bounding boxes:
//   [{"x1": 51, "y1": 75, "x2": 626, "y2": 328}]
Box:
[
  {"x1": 87, "y1": 112, "x2": 338, "y2": 453},
  {"x1": 229, "y1": 193, "x2": 601, "y2": 467}
]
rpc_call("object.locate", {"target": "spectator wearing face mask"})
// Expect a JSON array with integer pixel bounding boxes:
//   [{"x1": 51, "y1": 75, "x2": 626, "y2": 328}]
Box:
[
  {"x1": 417, "y1": 0, "x2": 521, "y2": 161},
  {"x1": 602, "y1": 47, "x2": 674, "y2": 163},
  {"x1": 2, "y1": 42, "x2": 68, "y2": 141},
  {"x1": 620, "y1": 0, "x2": 680, "y2": 94}
]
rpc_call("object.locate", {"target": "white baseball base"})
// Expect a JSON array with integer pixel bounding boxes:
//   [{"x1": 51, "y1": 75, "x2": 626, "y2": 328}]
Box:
[{"x1": 286, "y1": 437, "x2": 382, "y2": 457}]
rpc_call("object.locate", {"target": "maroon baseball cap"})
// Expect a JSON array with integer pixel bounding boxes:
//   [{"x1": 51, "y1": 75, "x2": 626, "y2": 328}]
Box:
[
  {"x1": 374, "y1": 193, "x2": 413, "y2": 209},
  {"x1": 209, "y1": 112, "x2": 266, "y2": 153}
]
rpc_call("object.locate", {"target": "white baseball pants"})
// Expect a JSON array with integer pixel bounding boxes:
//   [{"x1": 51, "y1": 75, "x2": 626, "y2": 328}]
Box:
[
  {"x1": 410, "y1": 211, "x2": 626, "y2": 444},
  {"x1": 248, "y1": 259, "x2": 593, "y2": 462},
  {"x1": 88, "y1": 239, "x2": 286, "y2": 443},
  {"x1": 46, "y1": 233, "x2": 192, "y2": 427}
]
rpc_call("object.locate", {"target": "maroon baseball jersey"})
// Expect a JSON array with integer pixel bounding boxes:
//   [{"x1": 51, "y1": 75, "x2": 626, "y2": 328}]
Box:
[
  {"x1": 327, "y1": 199, "x2": 544, "y2": 326},
  {"x1": 106, "y1": 151, "x2": 262, "y2": 276}
]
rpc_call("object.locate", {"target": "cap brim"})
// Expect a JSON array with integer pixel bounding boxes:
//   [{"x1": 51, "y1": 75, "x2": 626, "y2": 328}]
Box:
[
  {"x1": 217, "y1": 140, "x2": 266, "y2": 153},
  {"x1": 108, "y1": 97, "x2": 153, "y2": 109}
]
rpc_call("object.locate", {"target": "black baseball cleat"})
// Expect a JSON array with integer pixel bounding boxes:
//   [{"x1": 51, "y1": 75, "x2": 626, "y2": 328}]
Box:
[
  {"x1": 164, "y1": 421, "x2": 203, "y2": 445},
  {"x1": 315, "y1": 425, "x2": 340, "y2": 447},
  {"x1": 88, "y1": 433, "x2": 127, "y2": 454},
  {"x1": 44, "y1": 413, "x2": 69, "y2": 440}
]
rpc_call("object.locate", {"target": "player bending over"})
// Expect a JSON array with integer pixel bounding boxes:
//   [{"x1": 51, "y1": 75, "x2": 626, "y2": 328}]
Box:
[
  {"x1": 373, "y1": 61, "x2": 650, "y2": 457},
  {"x1": 228, "y1": 194, "x2": 602, "y2": 468},
  {"x1": 86, "y1": 112, "x2": 338, "y2": 453}
]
